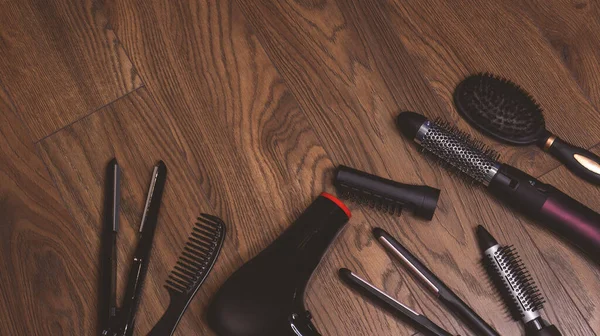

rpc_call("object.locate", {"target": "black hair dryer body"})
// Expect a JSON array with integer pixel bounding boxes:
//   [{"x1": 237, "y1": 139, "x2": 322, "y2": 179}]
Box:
[{"x1": 207, "y1": 193, "x2": 351, "y2": 336}]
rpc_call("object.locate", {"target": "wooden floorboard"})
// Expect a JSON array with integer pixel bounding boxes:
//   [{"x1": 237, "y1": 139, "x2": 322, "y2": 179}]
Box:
[
  {"x1": 0, "y1": 0, "x2": 142, "y2": 141},
  {"x1": 508, "y1": 0, "x2": 600, "y2": 114},
  {"x1": 0, "y1": 79, "x2": 94, "y2": 335},
  {"x1": 2, "y1": 0, "x2": 600, "y2": 335},
  {"x1": 236, "y1": 0, "x2": 598, "y2": 335}
]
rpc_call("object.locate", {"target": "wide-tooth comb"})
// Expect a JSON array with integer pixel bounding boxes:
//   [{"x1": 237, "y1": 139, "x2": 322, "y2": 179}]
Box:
[
  {"x1": 334, "y1": 165, "x2": 440, "y2": 220},
  {"x1": 148, "y1": 214, "x2": 226, "y2": 336}
]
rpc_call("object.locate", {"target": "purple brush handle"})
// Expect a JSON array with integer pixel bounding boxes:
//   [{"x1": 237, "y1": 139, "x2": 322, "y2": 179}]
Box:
[
  {"x1": 539, "y1": 193, "x2": 600, "y2": 260},
  {"x1": 489, "y1": 164, "x2": 600, "y2": 263}
]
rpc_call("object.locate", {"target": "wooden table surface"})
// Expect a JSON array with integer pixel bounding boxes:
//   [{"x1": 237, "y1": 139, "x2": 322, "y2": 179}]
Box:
[{"x1": 1, "y1": 0, "x2": 600, "y2": 335}]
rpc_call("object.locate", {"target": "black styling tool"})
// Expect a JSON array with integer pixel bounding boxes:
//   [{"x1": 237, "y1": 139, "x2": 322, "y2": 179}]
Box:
[
  {"x1": 147, "y1": 214, "x2": 226, "y2": 336},
  {"x1": 334, "y1": 165, "x2": 440, "y2": 220},
  {"x1": 339, "y1": 268, "x2": 454, "y2": 336},
  {"x1": 374, "y1": 228, "x2": 500, "y2": 336},
  {"x1": 100, "y1": 159, "x2": 167, "y2": 336},
  {"x1": 477, "y1": 225, "x2": 562, "y2": 336},
  {"x1": 454, "y1": 73, "x2": 600, "y2": 185},
  {"x1": 207, "y1": 193, "x2": 351, "y2": 336},
  {"x1": 397, "y1": 111, "x2": 600, "y2": 263}
]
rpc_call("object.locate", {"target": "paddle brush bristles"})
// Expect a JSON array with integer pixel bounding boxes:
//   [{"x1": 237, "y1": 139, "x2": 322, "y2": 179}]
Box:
[{"x1": 453, "y1": 73, "x2": 546, "y2": 145}]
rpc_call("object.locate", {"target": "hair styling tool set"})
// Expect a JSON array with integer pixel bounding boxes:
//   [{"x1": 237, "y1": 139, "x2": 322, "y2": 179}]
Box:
[
  {"x1": 396, "y1": 111, "x2": 600, "y2": 261},
  {"x1": 92, "y1": 72, "x2": 597, "y2": 335},
  {"x1": 99, "y1": 159, "x2": 225, "y2": 336}
]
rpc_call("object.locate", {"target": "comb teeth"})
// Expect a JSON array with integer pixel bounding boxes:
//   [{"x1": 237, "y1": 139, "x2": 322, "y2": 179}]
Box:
[
  {"x1": 166, "y1": 214, "x2": 225, "y2": 295},
  {"x1": 484, "y1": 245, "x2": 545, "y2": 322},
  {"x1": 337, "y1": 184, "x2": 403, "y2": 216}
]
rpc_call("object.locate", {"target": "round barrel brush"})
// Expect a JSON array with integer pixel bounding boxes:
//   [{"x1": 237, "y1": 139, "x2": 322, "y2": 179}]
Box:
[
  {"x1": 477, "y1": 225, "x2": 562, "y2": 336},
  {"x1": 454, "y1": 73, "x2": 600, "y2": 185},
  {"x1": 396, "y1": 111, "x2": 600, "y2": 262}
]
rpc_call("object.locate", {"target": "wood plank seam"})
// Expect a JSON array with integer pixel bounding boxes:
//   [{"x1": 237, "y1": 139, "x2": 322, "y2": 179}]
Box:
[{"x1": 34, "y1": 85, "x2": 146, "y2": 145}]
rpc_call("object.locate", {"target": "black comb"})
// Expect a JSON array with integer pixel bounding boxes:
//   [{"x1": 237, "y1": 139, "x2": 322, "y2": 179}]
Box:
[
  {"x1": 148, "y1": 214, "x2": 226, "y2": 336},
  {"x1": 334, "y1": 165, "x2": 440, "y2": 220}
]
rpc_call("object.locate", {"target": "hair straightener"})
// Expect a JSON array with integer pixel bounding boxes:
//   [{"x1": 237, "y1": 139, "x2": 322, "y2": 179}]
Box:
[
  {"x1": 396, "y1": 112, "x2": 600, "y2": 262},
  {"x1": 339, "y1": 268, "x2": 455, "y2": 336},
  {"x1": 373, "y1": 228, "x2": 498, "y2": 336},
  {"x1": 99, "y1": 159, "x2": 167, "y2": 336}
]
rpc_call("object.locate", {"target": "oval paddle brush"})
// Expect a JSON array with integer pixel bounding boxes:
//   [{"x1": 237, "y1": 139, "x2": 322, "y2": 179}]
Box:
[{"x1": 454, "y1": 73, "x2": 600, "y2": 185}]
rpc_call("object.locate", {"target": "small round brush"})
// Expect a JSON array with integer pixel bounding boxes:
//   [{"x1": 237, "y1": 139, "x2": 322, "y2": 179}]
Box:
[{"x1": 477, "y1": 225, "x2": 561, "y2": 336}]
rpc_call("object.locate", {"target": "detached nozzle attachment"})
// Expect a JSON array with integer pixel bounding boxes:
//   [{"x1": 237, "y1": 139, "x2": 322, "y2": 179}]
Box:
[{"x1": 334, "y1": 165, "x2": 440, "y2": 220}]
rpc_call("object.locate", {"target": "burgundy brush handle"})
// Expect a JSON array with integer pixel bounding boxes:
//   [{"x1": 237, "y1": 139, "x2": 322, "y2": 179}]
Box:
[
  {"x1": 489, "y1": 164, "x2": 600, "y2": 263},
  {"x1": 538, "y1": 192, "x2": 600, "y2": 261}
]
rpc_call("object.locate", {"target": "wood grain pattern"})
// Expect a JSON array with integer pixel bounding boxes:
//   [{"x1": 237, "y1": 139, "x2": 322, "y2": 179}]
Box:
[
  {"x1": 0, "y1": 0, "x2": 142, "y2": 141},
  {"x1": 508, "y1": 0, "x2": 600, "y2": 111},
  {"x1": 0, "y1": 80, "x2": 95, "y2": 335},
  {"x1": 236, "y1": 0, "x2": 599, "y2": 335},
  {"x1": 2, "y1": 0, "x2": 600, "y2": 335}
]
